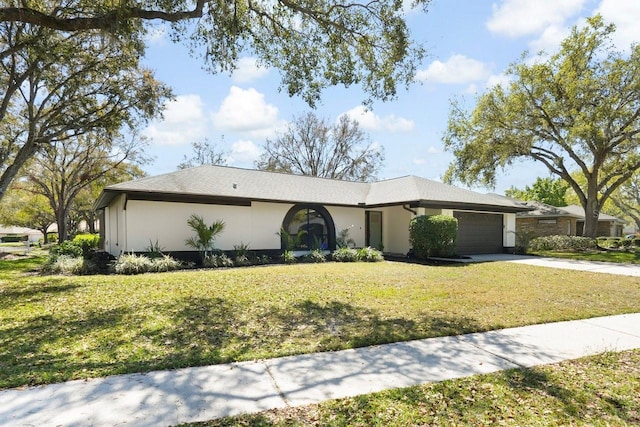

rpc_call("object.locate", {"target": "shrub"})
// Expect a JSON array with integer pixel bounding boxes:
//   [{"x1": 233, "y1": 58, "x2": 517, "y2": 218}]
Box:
[
  {"x1": 529, "y1": 235, "x2": 597, "y2": 252},
  {"x1": 332, "y1": 247, "x2": 359, "y2": 262},
  {"x1": 49, "y1": 241, "x2": 83, "y2": 260},
  {"x1": 254, "y1": 254, "x2": 271, "y2": 265},
  {"x1": 114, "y1": 253, "x2": 154, "y2": 275},
  {"x1": 336, "y1": 227, "x2": 356, "y2": 248},
  {"x1": 203, "y1": 253, "x2": 234, "y2": 268},
  {"x1": 234, "y1": 254, "x2": 250, "y2": 266},
  {"x1": 43, "y1": 255, "x2": 89, "y2": 275},
  {"x1": 150, "y1": 255, "x2": 181, "y2": 272},
  {"x1": 145, "y1": 239, "x2": 165, "y2": 259},
  {"x1": 357, "y1": 246, "x2": 384, "y2": 262},
  {"x1": 185, "y1": 214, "x2": 225, "y2": 263},
  {"x1": 72, "y1": 234, "x2": 100, "y2": 256},
  {"x1": 620, "y1": 238, "x2": 633, "y2": 248},
  {"x1": 282, "y1": 250, "x2": 296, "y2": 264},
  {"x1": 512, "y1": 229, "x2": 538, "y2": 254},
  {"x1": 303, "y1": 249, "x2": 326, "y2": 263},
  {"x1": 233, "y1": 242, "x2": 250, "y2": 257},
  {"x1": 409, "y1": 215, "x2": 457, "y2": 258}
]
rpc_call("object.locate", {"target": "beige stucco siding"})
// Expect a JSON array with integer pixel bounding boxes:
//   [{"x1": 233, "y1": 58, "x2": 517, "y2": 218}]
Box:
[
  {"x1": 104, "y1": 200, "x2": 369, "y2": 255},
  {"x1": 104, "y1": 194, "x2": 126, "y2": 256},
  {"x1": 327, "y1": 206, "x2": 366, "y2": 247},
  {"x1": 249, "y1": 202, "x2": 292, "y2": 249},
  {"x1": 123, "y1": 200, "x2": 253, "y2": 252},
  {"x1": 503, "y1": 213, "x2": 516, "y2": 247},
  {"x1": 378, "y1": 206, "x2": 412, "y2": 254}
]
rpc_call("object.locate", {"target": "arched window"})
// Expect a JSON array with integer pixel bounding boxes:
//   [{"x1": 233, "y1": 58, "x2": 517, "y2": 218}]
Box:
[{"x1": 281, "y1": 205, "x2": 336, "y2": 251}]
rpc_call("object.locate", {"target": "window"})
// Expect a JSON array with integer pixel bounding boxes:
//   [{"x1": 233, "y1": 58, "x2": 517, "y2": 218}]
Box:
[{"x1": 282, "y1": 205, "x2": 336, "y2": 251}]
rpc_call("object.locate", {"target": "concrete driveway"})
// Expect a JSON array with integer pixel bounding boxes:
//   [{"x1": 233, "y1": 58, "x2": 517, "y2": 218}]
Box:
[{"x1": 464, "y1": 254, "x2": 640, "y2": 277}]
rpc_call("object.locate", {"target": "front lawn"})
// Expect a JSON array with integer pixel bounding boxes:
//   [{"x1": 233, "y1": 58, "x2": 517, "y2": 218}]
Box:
[
  {"x1": 531, "y1": 249, "x2": 640, "y2": 264},
  {"x1": 194, "y1": 349, "x2": 640, "y2": 426},
  {"x1": 2, "y1": 257, "x2": 639, "y2": 389}
]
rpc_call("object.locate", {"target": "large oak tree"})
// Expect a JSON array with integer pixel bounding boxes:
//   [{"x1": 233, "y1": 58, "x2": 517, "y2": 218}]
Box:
[
  {"x1": 26, "y1": 134, "x2": 149, "y2": 242},
  {"x1": 256, "y1": 111, "x2": 384, "y2": 182},
  {"x1": 0, "y1": 18, "x2": 171, "y2": 204},
  {"x1": 444, "y1": 16, "x2": 640, "y2": 237},
  {"x1": 0, "y1": 0, "x2": 430, "y2": 106}
]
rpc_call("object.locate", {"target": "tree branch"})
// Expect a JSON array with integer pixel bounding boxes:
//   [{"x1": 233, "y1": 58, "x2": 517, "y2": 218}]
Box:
[{"x1": 0, "y1": 1, "x2": 209, "y2": 31}]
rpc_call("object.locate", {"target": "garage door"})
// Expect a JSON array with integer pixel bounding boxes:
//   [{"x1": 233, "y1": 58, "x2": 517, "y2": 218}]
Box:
[{"x1": 453, "y1": 212, "x2": 503, "y2": 254}]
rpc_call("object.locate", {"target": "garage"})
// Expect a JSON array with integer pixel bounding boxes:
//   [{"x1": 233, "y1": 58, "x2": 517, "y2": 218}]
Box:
[{"x1": 453, "y1": 212, "x2": 504, "y2": 254}]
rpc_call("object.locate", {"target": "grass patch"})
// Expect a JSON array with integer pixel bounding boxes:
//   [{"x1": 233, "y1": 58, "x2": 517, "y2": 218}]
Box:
[
  {"x1": 532, "y1": 250, "x2": 640, "y2": 264},
  {"x1": 195, "y1": 349, "x2": 640, "y2": 426},
  {"x1": 1, "y1": 258, "x2": 640, "y2": 389}
]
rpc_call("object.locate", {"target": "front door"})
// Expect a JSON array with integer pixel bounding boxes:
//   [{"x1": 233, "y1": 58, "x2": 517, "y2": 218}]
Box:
[{"x1": 366, "y1": 211, "x2": 383, "y2": 250}]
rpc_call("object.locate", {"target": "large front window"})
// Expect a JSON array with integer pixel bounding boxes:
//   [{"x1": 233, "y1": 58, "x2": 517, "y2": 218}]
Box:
[{"x1": 282, "y1": 205, "x2": 335, "y2": 251}]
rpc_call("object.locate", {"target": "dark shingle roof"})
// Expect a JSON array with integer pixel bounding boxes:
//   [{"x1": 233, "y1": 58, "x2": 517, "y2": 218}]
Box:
[{"x1": 96, "y1": 165, "x2": 527, "y2": 212}]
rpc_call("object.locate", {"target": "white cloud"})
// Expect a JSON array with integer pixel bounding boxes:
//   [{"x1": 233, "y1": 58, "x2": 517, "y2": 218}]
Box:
[
  {"x1": 528, "y1": 24, "x2": 571, "y2": 53},
  {"x1": 231, "y1": 57, "x2": 269, "y2": 83},
  {"x1": 486, "y1": 73, "x2": 512, "y2": 88},
  {"x1": 416, "y1": 55, "x2": 492, "y2": 84},
  {"x1": 427, "y1": 146, "x2": 441, "y2": 154},
  {"x1": 486, "y1": 0, "x2": 585, "y2": 38},
  {"x1": 341, "y1": 106, "x2": 414, "y2": 132},
  {"x1": 143, "y1": 94, "x2": 208, "y2": 146},
  {"x1": 228, "y1": 140, "x2": 262, "y2": 165},
  {"x1": 413, "y1": 158, "x2": 427, "y2": 165},
  {"x1": 596, "y1": 0, "x2": 640, "y2": 50},
  {"x1": 145, "y1": 23, "x2": 168, "y2": 45},
  {"x1": 212, "y1": 86, "x2": 281, "y2": 138}
]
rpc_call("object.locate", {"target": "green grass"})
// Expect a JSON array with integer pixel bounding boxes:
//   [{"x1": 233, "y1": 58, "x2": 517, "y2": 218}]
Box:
[
  {"x1": 194, "y1": 349, "x2": 640, "y2": 426},
  {"x1": 2, "y1": 256, "x2": 640, "y2": 389},
  {"x1": 532, "y1": 249, "x2": 640, "y2": 264}
]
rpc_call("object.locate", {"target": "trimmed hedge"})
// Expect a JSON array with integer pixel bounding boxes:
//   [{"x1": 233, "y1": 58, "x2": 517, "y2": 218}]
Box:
[
  {"x1": 529, "y1": 235, "x2": 597, "y2": 252},
  {"x1": 409, "y1": 215, "x2": 457, "y2": 258}
]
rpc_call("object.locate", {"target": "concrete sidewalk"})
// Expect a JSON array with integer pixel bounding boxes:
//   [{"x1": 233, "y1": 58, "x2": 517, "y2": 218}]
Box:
[
  {"x1": 2, "y1": 313, "x2": 639, "y2": 427},
  {"x1": 452, "y1": 254, "x2": 640, "y2": 277}
]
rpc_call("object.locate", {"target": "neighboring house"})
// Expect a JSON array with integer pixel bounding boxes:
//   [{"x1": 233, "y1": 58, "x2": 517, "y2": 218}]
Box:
[
  {"x1": 94, "y1": 166, "x2": 530, "y2": 258},
  {"x1": 513, "y1": 201, "x2": 625, "y2": 237},
  {"x1": 0, "y1": 225, "x2": 43, "y2": 243}
]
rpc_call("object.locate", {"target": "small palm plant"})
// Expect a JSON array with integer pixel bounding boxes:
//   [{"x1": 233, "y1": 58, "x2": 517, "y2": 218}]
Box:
[{"x1": 185, "y1": 214, "x2": 225, "y2": 262}]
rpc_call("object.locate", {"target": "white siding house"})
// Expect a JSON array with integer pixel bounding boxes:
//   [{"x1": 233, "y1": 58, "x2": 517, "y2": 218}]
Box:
[{"x1": 95, "y1": 166, "x2": 528, "y2": 258}]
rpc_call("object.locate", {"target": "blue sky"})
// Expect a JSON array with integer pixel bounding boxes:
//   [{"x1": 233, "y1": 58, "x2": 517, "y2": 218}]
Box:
[{"x1": 139, "y1": 0, "x2": 640, "y2": 194}]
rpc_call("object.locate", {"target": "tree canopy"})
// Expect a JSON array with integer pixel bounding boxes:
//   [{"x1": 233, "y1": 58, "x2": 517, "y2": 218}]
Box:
[
  {"x1": 256, "y1": 111, "x2": 384, "y2": 182},
  {"x1": 444, "y1": 16, "x2": 640, "y2": 237},
  {"x1": 609, "y1": 173, "x2": 640, "y2": 232},
  {"x1": 177, "y1": 139, "x2": 228, "y2": 170},
  {"x1": 0, "y1": 0, "x2": 431, "y2": 106},
  {"x1": 505, "y1": 177, "x2": 568, "y2": 207},
  {"x1": 26, "y1": 133, "x2": 149, "y2": 242},
  {"x1": 0, "y1": 17, "x2": 171, "y2": 204}
]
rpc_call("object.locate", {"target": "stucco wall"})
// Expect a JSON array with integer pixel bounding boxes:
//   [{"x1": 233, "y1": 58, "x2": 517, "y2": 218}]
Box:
[
  {"x1": 327, "y1": 206, "x2": 366, "y2": 247},
  {"x1": 124, "y1": 200, "x2": 273, "y2": 252},
  {"x1": 378, "y1": 205, "x2": 412, "y2": 254},
  {"x1": 102, "y1": 196, "x2": 518, "y2": 257},
  {"x1": 103, "y1": 199, "x2": 368, "y2": 256},
  {"x1": 503, "y1": 213, "x2": 517, "y2": 247},
  {"x1": 104, "y1": 194, "x2": 126, "y2": 256}
]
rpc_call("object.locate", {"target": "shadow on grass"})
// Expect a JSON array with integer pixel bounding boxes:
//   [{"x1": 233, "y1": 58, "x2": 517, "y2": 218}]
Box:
[
  {"x1": 0, "y1": 278, "x2": 81, "y2": 310},
  {"x1": 1, "y1": 294, "x2": 487, "y2": 389}
]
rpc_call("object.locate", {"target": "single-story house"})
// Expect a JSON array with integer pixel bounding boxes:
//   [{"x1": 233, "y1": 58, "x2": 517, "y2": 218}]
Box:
[
  {"x1": 513, "y1": 201, "x2": 625, "y2": 237},
  {"x1": 0, "y1": 225, "x2": 44, "y2": 243},
  {"x1": 94, "y1": 166, "x2": 530, "y2": 258}
]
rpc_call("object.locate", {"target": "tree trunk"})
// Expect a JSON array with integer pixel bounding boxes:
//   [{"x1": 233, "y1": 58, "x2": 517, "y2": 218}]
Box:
[
  {"x1": 582, "y1": 197, "x2": 600, "y2": 238},
  {"x1": 56, "y1": 210, "x2": 68, "y2": 243}
]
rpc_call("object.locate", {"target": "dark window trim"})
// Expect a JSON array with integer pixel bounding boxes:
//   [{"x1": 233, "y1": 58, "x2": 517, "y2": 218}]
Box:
[{"x1": 281, "y1": 204, "x2": 336, "y2": 251}]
